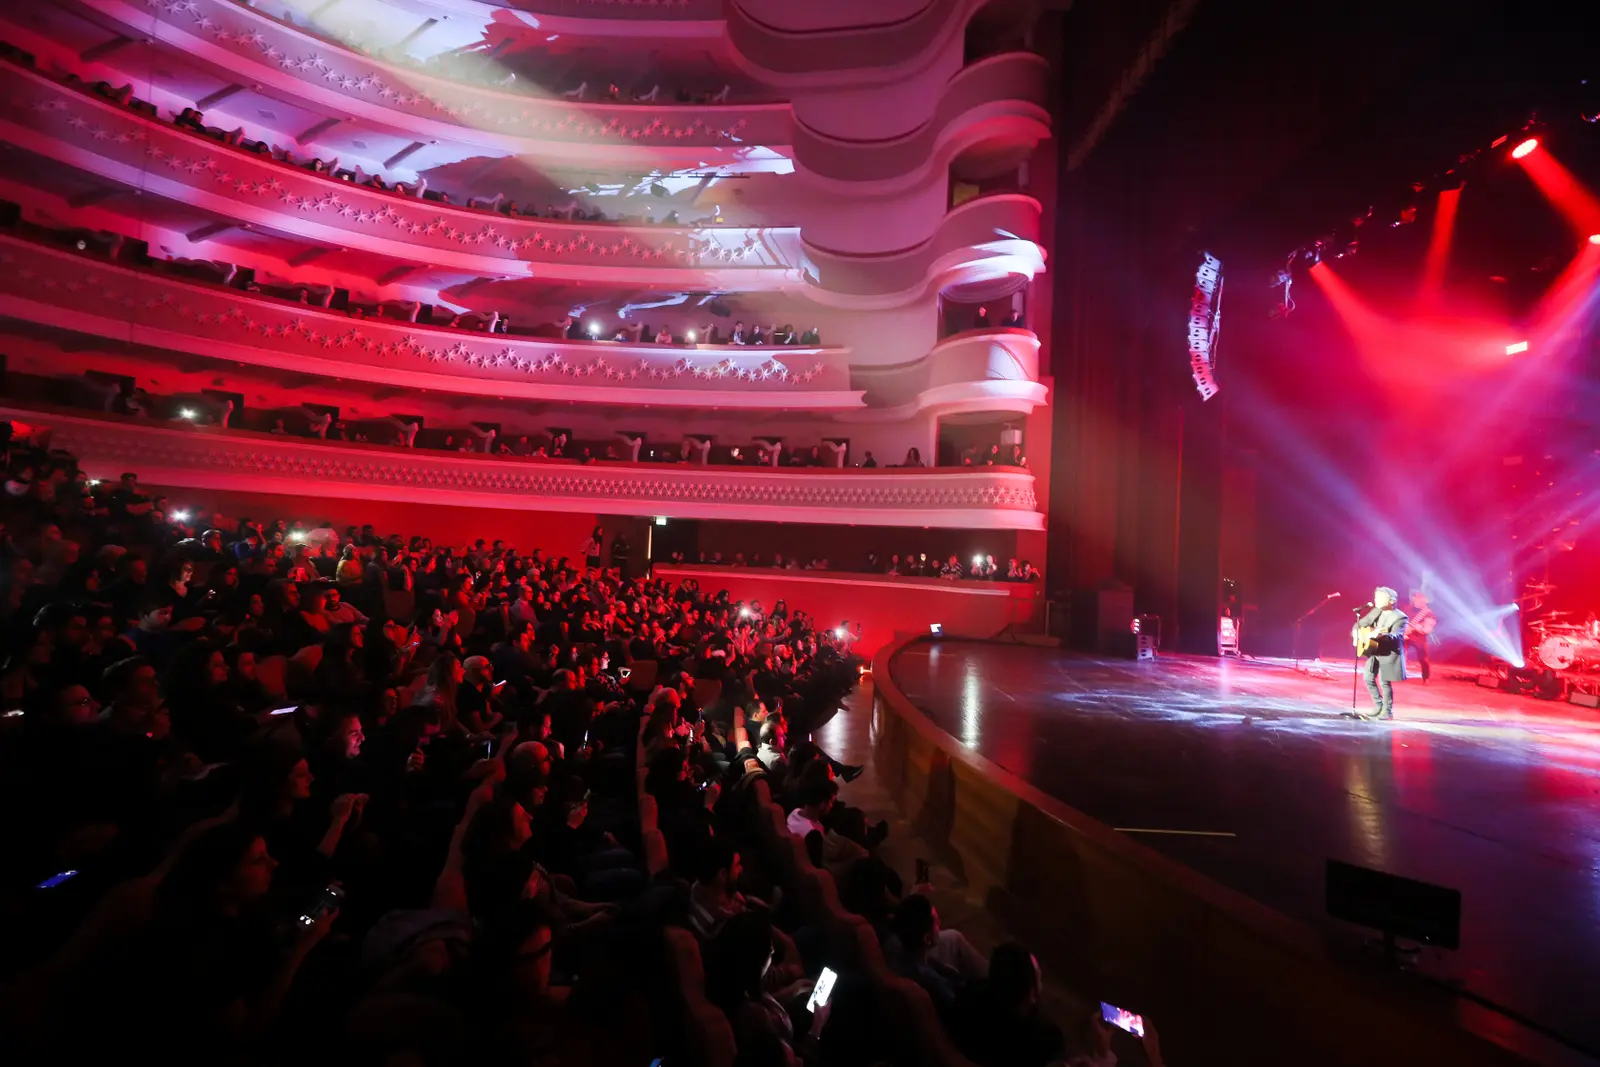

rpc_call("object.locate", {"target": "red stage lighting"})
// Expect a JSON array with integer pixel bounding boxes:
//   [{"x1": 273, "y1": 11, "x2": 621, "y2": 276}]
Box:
[
  {"x1": 1511, "y1": 138, "x2": 1539, "y2": 160},
  {"x1": 1505, "y1": 340, "x2": 1530, "y2": 355}
]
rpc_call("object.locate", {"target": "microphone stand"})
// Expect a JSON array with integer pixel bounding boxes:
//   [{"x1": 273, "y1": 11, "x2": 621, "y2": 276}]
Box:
[{"x1": 1292, "y1": 593, "x2": 1343, "y2": 672}]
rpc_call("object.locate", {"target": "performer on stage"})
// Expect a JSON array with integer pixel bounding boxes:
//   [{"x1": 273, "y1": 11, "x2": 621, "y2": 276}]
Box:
[
  {"x1": 1352, "y1": 586, "x2": 1409, "y2": 720},
  {"x1": 1406, "y1": 591, "x2": 1437, "y2": 683}
]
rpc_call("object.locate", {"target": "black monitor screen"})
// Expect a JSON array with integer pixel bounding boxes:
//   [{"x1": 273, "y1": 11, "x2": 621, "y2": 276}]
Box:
[{"x1": 1325, "y1": 859, "x2": 1460, "y2": 949}]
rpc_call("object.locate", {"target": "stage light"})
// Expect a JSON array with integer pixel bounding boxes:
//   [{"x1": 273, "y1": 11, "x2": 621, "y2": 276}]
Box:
[
  {"x1": 1589, "y1": 234, "x2": 1600, "y2": 245},
  {"x1": 653, "y1": 516, "x2": 667, "y2": 526},
  {"x1": 178, "y1": 408, "x2": 197, "y2": 420},
  {"x1": 834, "y1": 627, "x2": 846, "y2": 639},
  {"x1": 1505, "y1": 340, "x2": 1530, "y2": 355},
  {"x1": 972, "y1": 555, "x2": 984, "y2": 567},
  {"x1": 1511, "y1": 137, "x2": 1539, "y2": 159},
  {"x1": 740, "y1": 607, "x2": 751, "y2": 618},
  {"x1": 170, "y1": 509, "x2": 190, "y2": 523},
  {"x1": 587, "y1": 321, "x2": 601, "y2": 337},
  {"x1": 86, "y1": 478, "x2": 100, "y2": 486},
  {"x1": 686, "y1": 330, "x2": 696, "y2": 342}
]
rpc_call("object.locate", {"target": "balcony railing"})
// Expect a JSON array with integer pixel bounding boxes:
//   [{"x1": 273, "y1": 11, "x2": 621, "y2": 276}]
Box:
[
  {"x1": 5, "y1": 404, "x2": 1044, "y2": 529},
  {"x1": 72, "y1": 0, "x2": 791, "y2": 154},
  {"x1": 0, "y1": 60, "x2": 804, "y2": 282},
  {"x1": 0, "y1": 231, "x2": 859, "y2": 408}
]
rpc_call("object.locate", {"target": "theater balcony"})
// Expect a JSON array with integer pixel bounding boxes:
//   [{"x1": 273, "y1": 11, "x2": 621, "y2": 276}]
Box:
[
  {"x1": 790, "y1": 51, "x2": 1050, "y2": 193},
  {"x1": 0, "y1": 404, "x2": 1043, "y2": 529},
  {"x1": 0, "y1": 229, "x2": 859, "y2": 410},
  {"x1": 0, "y1": 61, "x2": 805, "y2": 288},
  {"x1": 804, "y1": 193, "x2": 1045, "y2": 307},
  {"x1": 845, "y1": 327, "x2": 1044, "y2": 421},
  {"x1": 10, "y1": 0, "x2": 1047, "y2": 197},
  {"x1": 24, "y1": 1, "x2": 788, "y2": 171}
]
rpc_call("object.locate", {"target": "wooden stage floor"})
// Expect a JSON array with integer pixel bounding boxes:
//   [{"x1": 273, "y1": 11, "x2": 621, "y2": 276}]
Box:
[{"x1": 888, "y1": 640, "x2": 1600, "y2": 1058}]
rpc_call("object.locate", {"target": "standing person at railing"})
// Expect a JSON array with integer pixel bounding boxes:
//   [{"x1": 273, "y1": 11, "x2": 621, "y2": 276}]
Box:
[{"x1": 578, "y1": 527, "x2": 604, "y2": 575}]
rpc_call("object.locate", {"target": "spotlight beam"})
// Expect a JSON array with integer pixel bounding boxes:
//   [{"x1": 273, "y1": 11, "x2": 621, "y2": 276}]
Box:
[
  {"x1": 1417, "y1": 187, "x2": 1460, "y2": 307},
  {"x1": 1515, "y1": 147, "x2": 1600, "y2": 235}
]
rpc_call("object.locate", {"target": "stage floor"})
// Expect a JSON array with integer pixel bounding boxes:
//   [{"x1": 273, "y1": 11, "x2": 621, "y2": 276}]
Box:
[{"x1": 888, "y1": 641, "x2": 1600, "y2": 1057}]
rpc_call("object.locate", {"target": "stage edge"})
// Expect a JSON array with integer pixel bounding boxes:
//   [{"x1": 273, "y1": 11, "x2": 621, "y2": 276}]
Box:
[{"x1": 870, "y1": 635, "x2": 1559, "y2": 1067}]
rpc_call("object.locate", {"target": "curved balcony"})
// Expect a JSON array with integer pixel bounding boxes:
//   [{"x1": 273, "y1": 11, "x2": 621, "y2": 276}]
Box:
[
  {"x1": 70, "y1": 0, "x2": 792, "y2": 164},
  {"x1": 727, "y1": 0, "x2": 979, "y2": 80},
  {"x1": 792, "y1": 52, "x2": 1050, "y2": 190},
  {"x1": 805, "y1": 193, "x2": 1044, "y2": 307},
  {"x1": 438, "y1": 0, "x2": 725, "y2": 21},
  {"x1": 10, "y1": 405, "x2": 1044, "y2": 529},
  {"x1": 844, "y1": 328, "x2": 1045, "y2": 421},
  {"x1": 0, "y1": 232, "x2": 861, "y2": 410},
  {"x1": 0, "y1": 61, "x2": 805, "y2": 287}
]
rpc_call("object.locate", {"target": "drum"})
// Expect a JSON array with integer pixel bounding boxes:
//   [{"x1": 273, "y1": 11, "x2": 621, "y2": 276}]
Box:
[{"x1": 1535, "y1": 634, "x2": 1599, "y2": 671}]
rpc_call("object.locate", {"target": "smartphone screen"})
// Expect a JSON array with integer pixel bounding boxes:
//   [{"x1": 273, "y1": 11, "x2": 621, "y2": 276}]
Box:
[
  {"x1": 1100, "y1": 1002, "x2": 1145, "y2": 1037},
  {"x1": 619, "y1": 667, "x2": 632, "y2": 680},
  {"x1": 268, "y1": 705, "x2": 298, "y2": 717},
  {"x1": 478, "y1": 738, "x2": 494, "y2": 760},
  {"x1": 36, "y1": 869, "x2": 80, "y2": 889},
  {"x1": 299, "y1": 883, "x2": 345, "y2": 927},
  {"x1": 806, "y1": 967, "x2": 838, "y2": 1012}
]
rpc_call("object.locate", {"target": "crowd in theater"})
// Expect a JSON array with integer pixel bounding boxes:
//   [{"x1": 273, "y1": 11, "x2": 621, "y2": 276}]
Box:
[
  {"x1": 661, "y1": 550, "x2": 1041, "y2": 583},
  {"x1": 0, "y1": 422, "x2": 1130, "y2": 1067}
]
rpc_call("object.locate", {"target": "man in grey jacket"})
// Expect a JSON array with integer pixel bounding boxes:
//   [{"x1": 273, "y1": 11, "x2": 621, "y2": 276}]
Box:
[{"x1": 1352, "y1": 586, "x2": 1409, "y2": 720}]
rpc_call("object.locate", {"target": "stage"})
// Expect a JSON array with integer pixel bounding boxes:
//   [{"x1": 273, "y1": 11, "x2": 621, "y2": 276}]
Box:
[{"x1": 888, "y1": 640, "x2": 1600, "y2": 1057}]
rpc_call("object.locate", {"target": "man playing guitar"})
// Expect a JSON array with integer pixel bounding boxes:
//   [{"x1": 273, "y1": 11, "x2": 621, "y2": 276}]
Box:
[
  {"x1": 1352, "y1": 586, "x2": 1409, "y2": 720},
  {"x1": 1405, "y1": 591, "x2": 1437, "y2": 682}
]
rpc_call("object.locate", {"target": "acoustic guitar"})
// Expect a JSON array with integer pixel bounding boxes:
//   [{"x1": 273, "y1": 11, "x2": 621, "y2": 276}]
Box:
[{"x1": 1353, "y1": 625, "x2": 1389, "y2": 657}]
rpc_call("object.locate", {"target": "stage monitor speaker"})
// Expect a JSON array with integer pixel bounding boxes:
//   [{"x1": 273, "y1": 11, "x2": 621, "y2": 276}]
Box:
[
  {"x1": 1476, "y1": 674, "x2": 1502, "y2": 690},
  {"x1": 1325, "y1": 859, "x2": 1460, "y2": 950},
  {"x1": 1570, "y1": 690, "x2": 1600, "y2": 709}
]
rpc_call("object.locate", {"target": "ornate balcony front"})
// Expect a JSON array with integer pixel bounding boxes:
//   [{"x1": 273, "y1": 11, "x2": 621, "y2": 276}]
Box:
[
  {"x1": 0, "y1": 233, "x2": 861, "y2": 409},
  {"x1": 0, "y1": 60, "x2": 805, "y2": 286},
  {"x1": 8, "y1": 405, "x2": 1045, "y2": 529}
]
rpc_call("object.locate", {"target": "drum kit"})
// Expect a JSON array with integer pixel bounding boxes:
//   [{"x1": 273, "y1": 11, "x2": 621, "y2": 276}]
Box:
[{"x1": 1524, "y1": 580, "x2": 1600, "y2": 675}]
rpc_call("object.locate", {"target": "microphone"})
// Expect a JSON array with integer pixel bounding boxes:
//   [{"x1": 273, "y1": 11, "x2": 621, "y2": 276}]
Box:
[{"x1": 1353, "y1": 601, "x2": 1373, "y2": 615}]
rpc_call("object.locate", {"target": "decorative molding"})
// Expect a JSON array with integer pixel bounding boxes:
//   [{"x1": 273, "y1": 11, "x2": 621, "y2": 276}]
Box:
[
  {"x1": 10, "y1": 405, "x2": 1044, "y2": 529},
  {"x1": 0, "y1": 233, "x2": 859, "y2": 407},
  {"x1": 0, "y1": 62, "x2": 803, "y2": 280}
]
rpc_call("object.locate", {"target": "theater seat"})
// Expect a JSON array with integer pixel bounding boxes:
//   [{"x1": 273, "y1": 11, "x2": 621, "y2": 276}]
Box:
[
  {"x1": 285, "y1": 643, "x2": 324, "y2": 695},
  {"x1": 663, "y1": 926, "x2": 736, "y2": 1067},
  {"x1": 626, "y1": 659, "x2": 658, "y2": 692},
  {"x1": 745, "y1": 781, "x2": 981, "y2": 1067},
  {"x1": 693, "y1": 677, "x2": 722, "y2": 710},
  {"x1": 255, "y1": 654, "x2": 288, "y2": 700}
]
